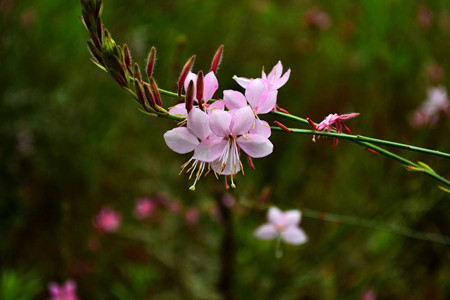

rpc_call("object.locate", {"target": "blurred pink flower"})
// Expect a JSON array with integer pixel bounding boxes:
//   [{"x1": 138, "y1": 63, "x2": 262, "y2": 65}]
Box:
[
  {"x1": 314, "y1": 112, "x2": 359, "y2": 146},
  {"x1": 411, "y1": 86, "x2": 450, "y2": 127},
  {"x1": 360, "y1": 288, "x2": 376, "y2": 300},
  {"x1": 305, "y1": 6, "x2": 331, "y2": 30},
  {"x1": 185, "y1": 207, "x2": 200, "y2": 225},
  {"x1": 168, "y1": 200, "x2": 182, "y2": 214},
  {"x1": 134, "y1": 197, "x2": 156, "y2": 219},
  {"x1": 48, "y1": 279, "x2": 78, "y2": 300},
  {"x1": 92, "y1": 207, "x2": 121, "y2": 233},
  {"x1": 254, "y1": 207, "x2": 307, "y2": 245}
]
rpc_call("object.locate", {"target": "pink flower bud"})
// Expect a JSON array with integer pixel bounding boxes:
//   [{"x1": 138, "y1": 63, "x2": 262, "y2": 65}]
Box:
[
  {"x1": 92, "y1": 207, "x2": 121, "y2": 233},
  {"x1": 210, "y1": 45, "x2": 224, "y2": 74},
  {"x1": 178, "y1": 56, "x2": 196, "y2": 100},
  {"x1": 146, "y1": 47, "x2": 156, "y2": 79}
]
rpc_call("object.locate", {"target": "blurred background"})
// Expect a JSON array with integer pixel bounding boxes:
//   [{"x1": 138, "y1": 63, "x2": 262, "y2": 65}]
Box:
[{"x1": 1, "y1": 0, "x2": 450, "y2": 299}]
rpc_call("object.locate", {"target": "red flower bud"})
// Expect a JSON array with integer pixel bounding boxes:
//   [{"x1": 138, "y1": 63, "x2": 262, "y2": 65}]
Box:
[
  {"x1": 123, "y1": 44, "x2": 132, "y2": 73},
  {"x1": 143, "y1": 82, "x2": 156, "y2": 109},
  {"x1": 274, "y1": 120, "x2": 292, "y2": 133},
  {"x1": 149, "y1": 77, "x2": 162, "y2": 106},
  {"x1": 210, "y1": 45, "x2": 224, "y2": 74},
  {"x1": 196, "y1": 70, "x2": 204, "y2": 110},
  {"x1": 133, "y1": 63, "x2": 142, "y2": 82},
  {"x1": 146, "y1": 47, "x2": 156, "y2": 79},
  {"x1": 177, "y1": 55, "x2": 196, "y2": 101},
  {"x1": 185, "y1": 80, "x2": 195, "y2": 113}
]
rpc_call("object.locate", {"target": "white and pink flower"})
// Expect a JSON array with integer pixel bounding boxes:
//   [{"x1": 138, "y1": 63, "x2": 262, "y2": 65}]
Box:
[{"x1": 254, "y1": 207, "x2": 307, "y2": 245}]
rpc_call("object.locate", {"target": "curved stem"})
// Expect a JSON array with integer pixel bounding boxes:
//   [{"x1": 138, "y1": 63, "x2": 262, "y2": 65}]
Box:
[{"x1": 271, "y1": 111, "x2": 450, "y2": 159}]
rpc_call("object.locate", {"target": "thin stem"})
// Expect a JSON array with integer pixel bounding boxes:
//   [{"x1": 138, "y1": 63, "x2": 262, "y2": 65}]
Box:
[
  {"x1": 271, "y1": 126, "x2": 450, "y2": 188},
  {"x1": 302, "y1": 208, "x2": 450, "y2": 246},
  {"x1": 271, "y1": 111, "x2": 450, "y2": 159}
]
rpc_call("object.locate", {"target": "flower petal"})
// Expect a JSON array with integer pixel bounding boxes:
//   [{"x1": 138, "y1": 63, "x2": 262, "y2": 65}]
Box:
[
  {"x1": 250, "y1": 119, "x2": 271, "y2": 138},
  {"x1": 254, "y1": 224, "x2": 277, "y2": 240},
  {"x1": 192, "y1": 137, "x2": 227, "y2": 162},
  {"x1": 184, "y1": 72, "x2": 197, "y2": 93},
  {"x1": 168, "y1": 103, "x2": 188, "y2": 117},
  {"x1": 237, "y1": 133, "x2": 273, "y2": 158},
  {"x1": 281, "y1": 226, "x2": 307, "y2": 245},
  {"x1": 224, "y1": 90, "x2": 247, "y2": 110},
  {"x1": 164, "y1": 127, "x2": 199, "y2": 154},
  {"x1": 211, "y1": 151, "x2": 241, "y2": 176},
  {"x1": 245, "y1": 79, "x2": 265, "y2": 108},
  {"x1": 203, "y1": 71, "x2": 219, "y2": 100},
  {"x1": 284, "y1": 210, "x2": 301, "y2": 226},
  {"x1": 230, "y1": 106, "x2": 255, "y2": 135},
  {"x1": 187, "y1": 107, "x2": 211, "y2": 140},
  {"x1": 207, "y1": 100, "x2": 225, "y2": 114},
  {"x1": 268, "y1": 61, "x2": 283, "y2": 82},
  {"x1": 268, "y1": 207, "x2": 282, "y2": 225},
  {"x1": 209, "y1": 110, "x2": 231, "y2": 137},
  {"x1": 255, "y1": 89, "x2": 278, "y2": 114},
  {"x1": 273, "y1": 68, "x2": 291, "y2": 89},
  {"x1": 233, "y1": 76, "x2": 252, "y2": 89}
]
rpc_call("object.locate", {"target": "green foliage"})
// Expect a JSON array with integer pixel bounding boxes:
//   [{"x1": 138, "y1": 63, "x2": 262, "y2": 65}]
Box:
[{"x1": 0, "y1": 270, "x2": 41, "y2": 300}]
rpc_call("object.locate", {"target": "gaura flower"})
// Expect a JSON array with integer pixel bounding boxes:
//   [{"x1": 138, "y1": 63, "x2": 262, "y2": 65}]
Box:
[
  {"x1": 193, "y1": 106, "x2": 273, "y2": 188},
  {"x1": 254, "y1": 207, "x2": 307, "y2": 245},
  {"x1": 169, "y1": 71, "x2": 220, "y2": 117},
  {"x1": 410, "y1": 86, "x2": 450, "y2": 127},
  {"x1": 164, "y1": 107, "x2": 215, "y2": 190},
  {"x1": 234, "y1": 61, "x2": 291, "y2": 92},
  {"x1": 313, "y1": 112, "x2": 359, "y2": 146},
  {"x1": 92, "y1": 206, "x2": 121, "y2": 233},
  {"x1": 48, "y1": 279, "x2": 79, "y2": 300}
]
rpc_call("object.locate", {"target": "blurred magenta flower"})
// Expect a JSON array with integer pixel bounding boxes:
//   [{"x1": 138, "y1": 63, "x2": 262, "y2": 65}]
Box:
[
  {"x1": 185, "y1": 207, "x2": 200, "y2": 225},
  {"x1": 360, "y1": 288, "x2": 376, "y2": 300},
  {"x1": 134, "y1": 197, "x2": 156, "y2": 219},
  {"x1": 48, "y1": 279, "x2": 78, "y2": 300},
  {"x1": 411, "y1": 86, "x2": 450, "y2": 127},
  {"x1": 313, "y1": 112, "x2": 359, "y2": 146},
  {"x1": 254, "y1": 207, "x2": 307, "y2": 245},
  {"x1": 92, "y1": 206, "x2": 121, "y2": 233}
]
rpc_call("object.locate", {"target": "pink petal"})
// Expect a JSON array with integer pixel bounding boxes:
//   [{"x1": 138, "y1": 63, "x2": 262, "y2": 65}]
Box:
[
  {"x1": 268, "y1": 61, "x2": 283, "y2": 82},
  {"x1": 187, "y1": 107, "x2": 211, "y2": 140},
  {"x1": 273, "y1": 68, "x2": 291, "y2": 89},
  {"x1": 338, "y1": 112, "x2": 360, "y2": 120},
  {"x1": 281, "y1": 226, "x2": 307, "y2": 245},
  {"x1": 245, "y1": 79, "x2": 265, "y2": 108},
  {"x1": 209, "y1": 110, "x2": 232, "y2": 137},
  {"x1": 207, "y1": 100, "x2": 225, "y2": 114},
  {"x1": 203, "y1": 71, "x2": 219, "y2": 100},
  {"x1": 254, "y1": 224, "x2": 277, "y2": 240},
  {"x1": 237, "y1": 134, "x2": 273, "y2": 158},
  {"x1": 250, "y1": 119, "x2": 271, "y2": 138},
  {"x1": 255, "y1": 89, "x2": 278, "y2": 114},
  {"x1": 268, "y1": 207, "x2": 282, "y2": 225},
  {"x1": 168, "y1": 103, "x2": 188, "y2": 117},
  {"x1": 230, "y1": 106, "x2": 255, "y2": 135},
  {"x1": 233, "y1": 76, "x2": 252, "y2": 88},
  {"x1": 164, "y1": 127, "x2": 199, "y2": 154},
  {"x1": 184, "y1": 72, "x2": 198, "y2": 93},
  {"x1": 223, "y1": 90, "x2": 247, "y2": 110},
  {"x1": 284, "y1": 210, "x2": 301, "y2": 226},
  {"x1": 193, "y1": 137, "x2": 227, "y2": 162}
]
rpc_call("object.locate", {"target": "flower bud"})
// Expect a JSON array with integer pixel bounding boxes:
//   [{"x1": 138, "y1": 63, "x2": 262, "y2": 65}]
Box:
[
  {"x1": 185, "y1": 80, "x2": 195, "y2": 113},
  {"x1": 87, "y1": 40, "x2": 104, "y2": 65},
  {"x1": 123, "y1": 44, "x2": 132, "y2": 74},
  {"x1": 133, "y1": 63, "x2": 142, "y2": 82},
  {"x1": 210, "y1": 45, "x2": 224, "y2": 73},
  {"x1": 143, "y1": 82, "x2": 156, "y2": 109},
  {"x1": 149, "y1": 77, "x2": 162, "y2": 106},
  {"x1": 134, "y1": 80, "x2": 146, "y2": 106},
  {"x1": 146, "y1": 47, "x2": 156, "y2": 79},
  {"x1": 196, "y1": 70, "x2": 204, "y2": 110},
  {"x1": 177, "y1": 55, "x2": 196, "y2": 101}
]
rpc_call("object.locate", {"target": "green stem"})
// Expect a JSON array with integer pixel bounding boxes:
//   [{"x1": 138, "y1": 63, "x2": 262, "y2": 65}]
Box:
[{"x1": 271, "y1": 111, "x2": 450, "y2": 159}]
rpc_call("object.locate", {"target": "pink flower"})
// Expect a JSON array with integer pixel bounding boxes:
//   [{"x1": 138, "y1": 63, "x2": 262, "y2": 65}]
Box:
[
  {"x1": 169, "y1": 71, "x2": 219, "y2": 117},
  {"x1": 164, "y1": 107, "x2": 215, "y2": 190},
  {"x1": 360, "y1": 288, "x2": 376, "y2": 300},
  {"x1": 48, "y1": 279, "x2": 78, "y2": 300},
  {"x1": 134, "y1": 197, "x2": 156, "y2": 219},
  {"x1": 254, "y1": 207, "x2": 307, "y2": 245},
  {"x1": 234, "y1": 61, "x2": 291, "y2": 92},
  {"x1": 410, "y1": 86, "x2": 450, "y2": 127},
  {"x1": 193, "y1": 106, "x2": 273, "y2": 188},
  {"x1": 314, "y1": 112, "x2": 359, "y2": 146},
  {"x1": 92, "y1": 206, "x2": 121, "y2": 233}
]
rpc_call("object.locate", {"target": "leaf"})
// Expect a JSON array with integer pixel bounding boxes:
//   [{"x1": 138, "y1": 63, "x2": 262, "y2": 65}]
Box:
[{"x1": 417, "y1": 161, "x2": 436, "y2": 174}]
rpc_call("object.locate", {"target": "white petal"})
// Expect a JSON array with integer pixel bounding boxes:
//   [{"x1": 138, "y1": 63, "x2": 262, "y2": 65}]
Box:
[
  {"x1": 209, "y1": 110, "x2": 231, "y2": 137},
  {"x1": 168, "y1": 103, "x2": 188, "y2": 117},
  {"x1": 268, "y1": 207, "x2": 282, "y2": 225},
  {"x1": 254, "y1": 224, "x2": 277, "y2": 240},
  {"x1": 163, "y1": 127, "x2": 199, "y2": 154},
  {"x1": 223, "y1": 90, "x2": 247, "y2": 110},
  {"x1": 284, "y1": 210, "x2": 301, "y2": 226},
  {"x1": 281, "y1": 227, "x2": 307, "y2": 245},
  {"x1": 233, "y1": 76, "x2": 252, "y2": 89},
  {"x1": 187, "y1": 107, "x2": 211, "y2": 140},
  {"x1": 237, "y1": 134, "x2": 273, "y2": 158},
  {"x1": 192, "y1": 137, "x2": 227, "y2": 162}
]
